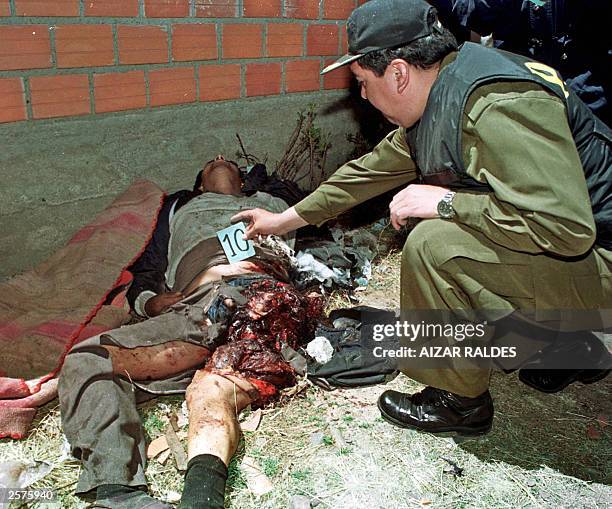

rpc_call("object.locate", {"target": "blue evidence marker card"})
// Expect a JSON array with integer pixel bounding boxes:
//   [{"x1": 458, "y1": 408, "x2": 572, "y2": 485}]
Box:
[{"x1": 216, "y1": 222, "x2": 256, "y2": 263}]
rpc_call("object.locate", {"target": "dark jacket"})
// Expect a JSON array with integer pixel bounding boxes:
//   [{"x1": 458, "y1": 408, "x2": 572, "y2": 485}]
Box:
[
  {"x1": 430, "y1": 0, "x2": 611, "y2": 126},
  {"x1": 125, "y1": 190, "x2": 195, "y2": 310},
  {"x1": 406, "y1": 42, "x2": 612, "y2": 249}
]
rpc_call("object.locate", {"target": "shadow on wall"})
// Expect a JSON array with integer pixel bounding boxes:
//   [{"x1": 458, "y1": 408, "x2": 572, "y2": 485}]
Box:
[{"x1": 322, "y1": 79, "x2": 394, "y2": 159}]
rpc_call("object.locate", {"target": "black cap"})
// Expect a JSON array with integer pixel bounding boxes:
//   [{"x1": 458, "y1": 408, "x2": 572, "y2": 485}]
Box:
[{"x1": 321, "y1": 0, "x2": 438, "y2": 75}]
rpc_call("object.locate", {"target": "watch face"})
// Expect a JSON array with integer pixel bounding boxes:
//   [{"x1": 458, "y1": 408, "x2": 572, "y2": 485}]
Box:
[{"x1": 437, "y1": 200, "x2": 454, "y2": 219}]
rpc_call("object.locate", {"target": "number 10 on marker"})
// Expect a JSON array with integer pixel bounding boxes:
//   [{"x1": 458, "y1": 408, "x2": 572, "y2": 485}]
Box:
[{"x1": 216, "y1": 222, "x2": 256, "y2": 263}]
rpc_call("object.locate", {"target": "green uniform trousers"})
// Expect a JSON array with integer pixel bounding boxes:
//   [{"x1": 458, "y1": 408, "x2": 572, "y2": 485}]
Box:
[{"x1": 400, "y1": 219, "x2": 612, "y2": 397}]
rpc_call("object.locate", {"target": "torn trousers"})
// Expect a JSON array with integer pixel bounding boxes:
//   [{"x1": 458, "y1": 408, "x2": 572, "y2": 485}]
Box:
[
  {"x1": 58, "y1": 279, "x2": 246, "y2": 494},
  {"x1": 400, "y1": 219, "x2": 612, "y2": 397}
]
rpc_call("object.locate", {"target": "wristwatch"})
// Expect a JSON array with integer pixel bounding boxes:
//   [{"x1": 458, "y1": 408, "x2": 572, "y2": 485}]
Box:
[{"x1": 437, "y1": 191, "x2": 456, "y2": 219}]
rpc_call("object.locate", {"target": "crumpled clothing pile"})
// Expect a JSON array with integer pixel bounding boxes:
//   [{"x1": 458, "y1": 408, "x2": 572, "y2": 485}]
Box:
[{"x1": 293, "y1": 227, "x2": 378, "y2": 290}]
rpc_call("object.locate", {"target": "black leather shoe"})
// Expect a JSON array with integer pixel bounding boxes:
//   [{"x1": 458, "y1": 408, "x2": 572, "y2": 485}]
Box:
[
  {"x1": 519, "y1": 368, "x2": 610, "y2": 393},
  {"x1": 518, "y1": 331, "x2": 611, "y2": 393},
  {"x1": 377, "y1": 386, "x2": 493, "y2": 437}
]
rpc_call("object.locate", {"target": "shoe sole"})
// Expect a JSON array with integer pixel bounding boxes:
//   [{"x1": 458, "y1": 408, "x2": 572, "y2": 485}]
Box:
[{"x1": 376, "y1": 400, "x2": 492, "y2": 438}]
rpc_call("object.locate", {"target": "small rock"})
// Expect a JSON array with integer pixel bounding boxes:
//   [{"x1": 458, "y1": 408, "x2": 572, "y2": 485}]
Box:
[
  {"x1": 157, "y1": 449, "x2": 172, "y2": 464},
  {"x1": 165, "y1": 490, "x2": 182, "y2": 503},
  {"x1": 328, "y1": 408, "x2": 341, "y2": 421},
  {"x1": 329, "y1": 425, "x2": 348, "y2": 449},
  {"x1": 310, "y1": 432, "x2": 325, "y2": 446},
  {"x1": 177, "y1": 401, "x2": 189, "y2": 429},
  {"x1": 240, "y1": 456, "x2": 273, "y2": 496},
  {"x1": 240, "y1": 409, "x2": 262, "y2": 432},
  {"x1": 289, "y1": 494, "x2": 311, "y2": 509},
  {"x1": 147, "y1": 435, "x2": 169, "y2": 459},
  {"x1": 0, "y1": 460, "x2": 54, "y2": 489},
  {"x1": 254, "y1": 436, "x2": 268, "y2": 449}
]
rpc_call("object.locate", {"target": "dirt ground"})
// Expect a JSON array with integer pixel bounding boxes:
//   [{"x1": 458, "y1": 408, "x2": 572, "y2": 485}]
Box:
[{"x1": 0, "y1": 235, "x2": 610, "y2": 509}]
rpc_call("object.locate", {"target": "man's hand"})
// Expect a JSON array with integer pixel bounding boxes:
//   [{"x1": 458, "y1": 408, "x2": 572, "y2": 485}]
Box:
[
  {"x1": 389, "y1": 184, "x2": 449, "y2": 230},
  {"x1": 144, "y1": 291, "x2": 184, "y2": 317},
  {"x1": 231, "y1": 206, "x2": 308, "y2": 240}
]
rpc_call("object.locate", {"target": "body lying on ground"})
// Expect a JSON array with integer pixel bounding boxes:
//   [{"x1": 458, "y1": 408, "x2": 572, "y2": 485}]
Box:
[{"x1": 58, "y1": 156, "x2": 323, "y2": 509}]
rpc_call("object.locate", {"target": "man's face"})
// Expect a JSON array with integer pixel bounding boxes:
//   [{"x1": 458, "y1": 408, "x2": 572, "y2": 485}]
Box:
[
  {"x1": 200, "y1": 155, "x2": 241, "y2": 194},
  {"x1": 351, "y1": 61, "x2": 403, "y2": 126},
  {"x1": 350, "y1": 61, "x2": 423, "y2": 128}
]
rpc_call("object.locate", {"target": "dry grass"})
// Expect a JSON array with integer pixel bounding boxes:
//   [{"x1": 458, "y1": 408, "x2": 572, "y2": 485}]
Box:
[{"x1": 1, "y1": 223, "x2": 610, "y2": 508}]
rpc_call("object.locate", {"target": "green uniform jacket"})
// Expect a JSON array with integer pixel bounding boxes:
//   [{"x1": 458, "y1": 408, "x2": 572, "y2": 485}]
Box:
[{"x1": 295, "y1": 54, "x2": 609, "y2": 261}]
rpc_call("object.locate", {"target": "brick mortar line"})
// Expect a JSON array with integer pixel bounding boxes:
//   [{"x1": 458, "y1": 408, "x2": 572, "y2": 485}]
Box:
[
  {"x1": 302, "y1": 15, "x2": 308, "y2": 55},
  {"x1": 48, "y1": 25, "x2": 57, "y2": 67},
  {"x1": 144, "y1": 68, "x2": 151, "y2": 107},
  {"x1": 319, "y1": 57, "x2": 324, "y2": 89},
  {"x1": 78, "y1": 0, "x2": 84, "y2": 17},
  {"x1": 8, "y1": 0, "x2": 15, "y2": 16},
  {"x1": 215, "y1": 23, "x2": 222, "y2": 63},
  {"x1": 2, "y1": 88, "x2": 350, "y2": 126},
  {"x1": 0, "y1": 18, "x2": 345, "y2": 26},
  {"x1": 139, "y1": 0, "x2": 145, "y2": 18},
  {"x1": 194, "y1": 63, "x2": 200, "y2": 101},
  {"x1": 22, "y1": 75, "x2": 33, "y2": 120},
  {"x1": 167, "y1": 23, "x2": 173, "y2": 63},
  {"x1": 0, "y1": 56, "x2": 337, "y2": 79},
  {"x1": 189, "y1": 0, "x2": 196, "y2": 18},
  {"x1": 87, "y1": 72, "x2": 95, "y2": 114},
  {"x1": 280, "y1": 60, "x2": 286, "y2": 93},
  {"x1": 262, "y1": 22, "x2": 268, "y2": 57},
  {"x1": 240, "y1": 63, "x2": 246, "y2": 98},
  {"x1": 111, "y1": 24, "x2": 119, "y2": 65}
]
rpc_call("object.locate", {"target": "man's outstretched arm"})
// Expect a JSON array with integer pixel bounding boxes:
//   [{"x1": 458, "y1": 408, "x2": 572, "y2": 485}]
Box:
[
  {"x1": 233, "y1": 127, "x2": 417, "y2": 239},
  {"x1": 231, "y1": 206, "x2": 307, "y2": 240}
]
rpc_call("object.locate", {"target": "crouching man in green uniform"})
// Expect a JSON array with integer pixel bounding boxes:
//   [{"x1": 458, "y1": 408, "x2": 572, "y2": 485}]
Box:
[{"x1": 233, "y1": 0, "x2": 612, "y2": 437}]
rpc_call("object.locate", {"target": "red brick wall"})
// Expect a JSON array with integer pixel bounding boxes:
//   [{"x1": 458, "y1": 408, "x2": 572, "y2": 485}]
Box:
[{"x1": 0, "y1": 0, "x2": 356, "y2": 123}]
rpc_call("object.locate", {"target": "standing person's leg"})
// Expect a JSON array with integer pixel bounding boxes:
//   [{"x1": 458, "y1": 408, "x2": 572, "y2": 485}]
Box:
[
  {"x1": 379, "y1": 218, "x2": 611, "y2": 434},
  {"x1": 58, "y1": 334, "x2": 209, "y2": 507},
  {"x1": 178, "y1": 372, "x2": 256, "y2": 509}
]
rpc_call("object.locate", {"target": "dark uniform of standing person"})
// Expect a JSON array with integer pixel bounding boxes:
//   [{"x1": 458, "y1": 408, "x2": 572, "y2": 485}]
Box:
[
  {"x1": 233, "y1": 0, "x2": 611, "y2": 437},
  {"x1": 428, "y1": 0, "x2": 612, "y2": 126}
]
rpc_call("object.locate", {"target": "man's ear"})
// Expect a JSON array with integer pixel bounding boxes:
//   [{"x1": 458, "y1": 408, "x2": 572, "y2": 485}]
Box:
[{"x1": 390, "y1": 59, "x2": 410, "y2": 93}]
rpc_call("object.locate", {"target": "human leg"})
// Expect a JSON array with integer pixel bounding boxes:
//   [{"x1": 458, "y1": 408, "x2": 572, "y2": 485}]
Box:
[
  {"x1": 380, "y1": 219, "x2": 611, "y2": 434},
  {"x1": 185, "y1": 371, "x2": 254, "y2": 464},
  {"x1": 178, "y1": 372, "x2": 256, "y2": 509},
  {"x1": 58, "y1": 335, "x2": 209, "y2": 498}
]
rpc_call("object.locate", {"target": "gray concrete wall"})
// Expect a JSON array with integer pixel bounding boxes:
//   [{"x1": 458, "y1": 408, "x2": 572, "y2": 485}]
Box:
[{"x1": 0, "y1": 90, "x2": 359, "y2": 280}]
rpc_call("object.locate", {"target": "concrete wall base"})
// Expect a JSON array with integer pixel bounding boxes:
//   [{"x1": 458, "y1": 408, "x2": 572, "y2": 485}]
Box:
[{"x1": 0, "y1": 91, "x2": 359, "y2": 279}]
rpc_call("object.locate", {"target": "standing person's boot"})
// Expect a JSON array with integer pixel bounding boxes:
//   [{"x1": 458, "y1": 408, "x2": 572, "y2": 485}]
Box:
[
  {"x1": 519, "y1": 368, "x2": 610, "y2": 393},
  {"x1": 377, "y1": 386, "x2": 493, "y2": 436},
  {"x1": 519, "y1": 331, "x2": 611, "y2": 393}
]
